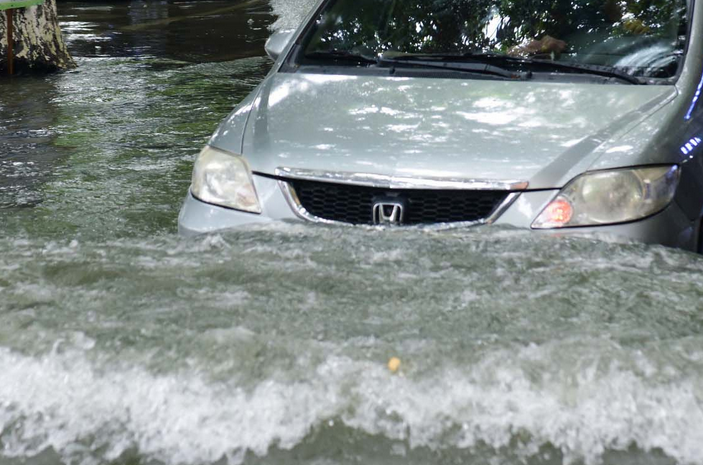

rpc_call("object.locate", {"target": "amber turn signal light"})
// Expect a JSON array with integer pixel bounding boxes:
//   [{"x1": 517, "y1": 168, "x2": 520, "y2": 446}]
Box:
[{"x1": 537, "y1": 197, "x2": 573, "y2": 228}]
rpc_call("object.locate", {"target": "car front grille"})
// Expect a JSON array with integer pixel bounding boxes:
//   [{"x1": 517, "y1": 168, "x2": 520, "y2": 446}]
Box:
[{"x1": 286, "y1": 178, "x2": 511, "y2": 225}]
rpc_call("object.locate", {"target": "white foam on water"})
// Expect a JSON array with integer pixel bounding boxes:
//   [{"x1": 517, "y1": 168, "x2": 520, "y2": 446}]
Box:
[{"x1": 2, "y1": 342, "x2": 703, "y2": 465}]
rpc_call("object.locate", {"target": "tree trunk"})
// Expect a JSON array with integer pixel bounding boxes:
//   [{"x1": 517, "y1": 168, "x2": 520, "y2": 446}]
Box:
[{"x1": 0, "y1": 0, "x2": 75, "y2": 74}]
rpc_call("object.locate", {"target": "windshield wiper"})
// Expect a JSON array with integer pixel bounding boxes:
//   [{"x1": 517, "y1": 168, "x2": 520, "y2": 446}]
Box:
[
  {"x1": 377, "y1": 54, "x2": 529, "y2": 80},
  {"x1": 459, "y1": 52, "x2": 645, "y2": 85},
  {"x1": 304, "y1": 50, "x2": 378, "y2": 65},
  {"x1": 530, "y1": 59, "x2": 644, "y2": 85},
  {"x1": 304, "y1": 50, "x2": 643, "y2": 83},
  {"x1": 379, "y1": 52, "x2": 644, "y2": 84},
  {"x1": 303, "y1": 50, "x2": 528, "y2": 79}
]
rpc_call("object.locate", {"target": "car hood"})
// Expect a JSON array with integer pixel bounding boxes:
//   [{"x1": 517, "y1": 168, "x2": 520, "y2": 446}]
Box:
[{"x1": 236, "y1": 73, "x2": 677, "y2": 189}]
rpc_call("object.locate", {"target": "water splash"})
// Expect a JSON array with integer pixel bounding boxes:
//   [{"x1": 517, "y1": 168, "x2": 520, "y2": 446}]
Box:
[
  {"x1": 2, "y1": 342, "x2": 702, "y2": 465},
  {"x1": 1, "y1": 226, "x2": 703, "y2": 465}
]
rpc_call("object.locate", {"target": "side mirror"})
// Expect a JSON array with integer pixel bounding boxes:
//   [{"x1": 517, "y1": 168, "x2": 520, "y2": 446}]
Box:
[{"x1": 265, "y1": 29, "x2": 295, "y2": 61}]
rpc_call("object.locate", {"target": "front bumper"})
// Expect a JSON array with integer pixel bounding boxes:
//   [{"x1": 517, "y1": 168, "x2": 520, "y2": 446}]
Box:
[
  {"x1": 178, "y1": 174, "x2": 697, "y2": 250},
  {"x1": 178, "y1": 175, "x2": 297, "y2": 236}
]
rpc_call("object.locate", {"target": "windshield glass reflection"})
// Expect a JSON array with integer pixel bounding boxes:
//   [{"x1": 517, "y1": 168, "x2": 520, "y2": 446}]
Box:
[{"x1": 301, "y1": 0, "x2": 689, "y2": 79}]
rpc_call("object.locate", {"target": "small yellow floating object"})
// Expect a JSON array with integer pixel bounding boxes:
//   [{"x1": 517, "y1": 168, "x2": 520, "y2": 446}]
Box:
[{"x1": 387, "y1": 357, "x2": 401, "y2": 373}]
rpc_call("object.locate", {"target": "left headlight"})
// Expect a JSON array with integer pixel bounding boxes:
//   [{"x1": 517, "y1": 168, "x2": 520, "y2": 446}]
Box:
[
  {"x1": 532, "y1": 165, "x2": 679, "y2": 229},
  {"x1": 191, "y1": 146, "x2": 262, "y2": 213}
]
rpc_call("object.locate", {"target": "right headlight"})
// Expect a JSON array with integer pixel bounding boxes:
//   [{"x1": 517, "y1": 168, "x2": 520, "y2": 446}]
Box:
[
  {"x1": 532, "y1": 165, "x2": 680, "y2": 229},
  {"x1": 191, "y1": 145, "x2": 262, "y2": 213}
]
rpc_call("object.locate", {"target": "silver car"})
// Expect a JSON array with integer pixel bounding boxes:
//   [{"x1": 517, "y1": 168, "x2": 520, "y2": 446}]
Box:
[{"x1": 179, "y1": 0, "x2": 703, "y2": 251}]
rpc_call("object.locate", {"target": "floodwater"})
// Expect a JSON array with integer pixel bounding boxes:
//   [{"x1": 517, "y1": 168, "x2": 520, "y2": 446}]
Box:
[{"x1": 1, "y1": 1, "x2": 703, "y2": 465}]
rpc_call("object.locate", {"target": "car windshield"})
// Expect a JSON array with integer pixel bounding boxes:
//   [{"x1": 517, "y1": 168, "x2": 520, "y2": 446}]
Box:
[{"x1": 301, "y1": 0, "x2": 689, "y2": 80}]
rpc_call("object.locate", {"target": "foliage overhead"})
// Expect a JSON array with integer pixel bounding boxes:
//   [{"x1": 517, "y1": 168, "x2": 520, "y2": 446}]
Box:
[{"x1": 307, "y1": 0, "x2": 688, "y2": 57}]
